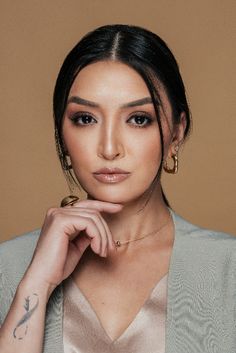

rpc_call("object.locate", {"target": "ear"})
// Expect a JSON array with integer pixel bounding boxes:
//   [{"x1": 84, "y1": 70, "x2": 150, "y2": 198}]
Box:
[{"x1": 167, "y1": 112, "x2": 187, "y2": 158}]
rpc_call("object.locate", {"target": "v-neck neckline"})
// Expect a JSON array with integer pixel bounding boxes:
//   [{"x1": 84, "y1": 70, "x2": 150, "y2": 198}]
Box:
[
  {"x1": 62, "y1": 207, "x2": 177, "y2": 345},
  {"x1": 67, "y1": 271, "x2": 168, "y2": 344}
]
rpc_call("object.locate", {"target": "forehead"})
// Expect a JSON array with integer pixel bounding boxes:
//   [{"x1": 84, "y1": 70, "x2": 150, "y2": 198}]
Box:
[
  {"x1": 69, "y1": 60, "x2": 172, "y2": 116},
  {"x1": 70, "y1": 61, "x2": 149, "y2": 100}
]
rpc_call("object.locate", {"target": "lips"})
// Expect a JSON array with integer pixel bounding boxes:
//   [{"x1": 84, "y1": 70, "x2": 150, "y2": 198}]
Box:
[
  {"x1": 93, "y1": 167, "x2": 130, "y2": 184},
  {"x1": 94, "y1": 167, "x2": 129, "y2": 174}
]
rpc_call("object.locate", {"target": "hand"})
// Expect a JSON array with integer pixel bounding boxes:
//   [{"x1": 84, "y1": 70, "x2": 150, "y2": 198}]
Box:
[{"x1": 23, "y1": 199, "x2": 123, "y2": 297}]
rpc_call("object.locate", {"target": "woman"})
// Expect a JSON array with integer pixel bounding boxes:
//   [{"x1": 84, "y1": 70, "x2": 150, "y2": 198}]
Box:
[{"x1": 0, "y1": 24, "x2": 235, "y2": 353}]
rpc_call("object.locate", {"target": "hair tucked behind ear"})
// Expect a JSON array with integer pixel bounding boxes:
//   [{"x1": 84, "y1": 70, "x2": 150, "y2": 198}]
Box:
[{"x1": 53, "y1": 24, "x2": 191, "y2": 206}]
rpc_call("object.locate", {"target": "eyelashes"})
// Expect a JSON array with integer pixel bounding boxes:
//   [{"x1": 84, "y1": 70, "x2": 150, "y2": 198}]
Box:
[
  {"x1": 69, "y1": 112, "x2": 154, "y2": 128},
  {"x1": 127, "y1": 114, "x2": 153, "y2": 128},
  {"x1": 70, "y1": 113, "x2": 96, "y2": 126}
]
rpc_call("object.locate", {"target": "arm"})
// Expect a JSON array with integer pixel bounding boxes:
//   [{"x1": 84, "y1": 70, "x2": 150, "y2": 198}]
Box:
[
  {"x1": 0, "y1": 199, "x2": 121, "y2": 352},
  {"x1": 0, "y1": 276, "x2": 52, "y2": 353}
]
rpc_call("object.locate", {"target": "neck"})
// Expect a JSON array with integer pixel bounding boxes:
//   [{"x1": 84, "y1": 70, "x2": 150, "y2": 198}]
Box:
[{"x1": 88, "y1": 184, "x2": 170, "y2": 246}]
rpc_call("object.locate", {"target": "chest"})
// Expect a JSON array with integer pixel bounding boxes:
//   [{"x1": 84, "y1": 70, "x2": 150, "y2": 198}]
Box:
[{"x1": 72, "y1": 246, "x2": 171, "y2": 341}]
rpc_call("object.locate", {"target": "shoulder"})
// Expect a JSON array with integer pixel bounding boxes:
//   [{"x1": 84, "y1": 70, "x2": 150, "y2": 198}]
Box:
[
  {"x1": 171, "y1": 208, "x2": 235, "y2": 239},
  {"x1": 171, "y1": 209, "x2": 236, "y2": 257},
  {"x1": 0, "y1": 230, "x2": 41, "y2": 286},
  {"x1": 169, "y1": 210, "x2": 236, "y2": 291}
]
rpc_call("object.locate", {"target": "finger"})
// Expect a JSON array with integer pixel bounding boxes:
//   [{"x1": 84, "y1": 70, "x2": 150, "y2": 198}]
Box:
[
  {"x1": 56, "y1": 207, "x2": 114, "y2": 255},
  {"x1": 63, "y1": 235, "x2": 91, "y2": 279},
  {"x1": 49, "y1": 212, "x2": 103, "y2": 256},
  {"x1": 72, "y1": 232, "x2": 91, "y2": 256},
  {"x1": 72, "y1": 200, "x2": 123, "y2": 213},
  {"x1": 69, "y1": 210, "x2": 109, "y2": 257},
  {"x1": 99, "y1": 216, "x2": 116, "y2": 253}
]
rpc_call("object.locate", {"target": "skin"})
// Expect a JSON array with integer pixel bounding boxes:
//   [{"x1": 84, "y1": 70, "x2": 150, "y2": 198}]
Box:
[
  {"x1": 0, "y1": 60, "x2": 186, "y2": 348},
  {"x1": 63, "y1": 60, "x2": 186, "y2": 244},
  {"x1": 60, "y1": 61, "x2": 186, "y2": 340}
]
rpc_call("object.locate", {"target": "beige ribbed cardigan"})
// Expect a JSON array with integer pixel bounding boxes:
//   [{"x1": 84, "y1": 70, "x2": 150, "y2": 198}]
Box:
[{"x1": 0, "y1": 209, "x2": 236, "y2": 353}]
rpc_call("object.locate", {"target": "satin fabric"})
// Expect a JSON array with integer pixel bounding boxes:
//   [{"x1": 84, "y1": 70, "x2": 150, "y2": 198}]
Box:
[{"x1": 63, "y1": 273, "x2": 168, "y2": 352}]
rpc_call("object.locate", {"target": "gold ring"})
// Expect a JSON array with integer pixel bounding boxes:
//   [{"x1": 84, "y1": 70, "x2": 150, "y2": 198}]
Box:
[{"x1": 60, "y1": 195, "x2": 79, "y2": 207}]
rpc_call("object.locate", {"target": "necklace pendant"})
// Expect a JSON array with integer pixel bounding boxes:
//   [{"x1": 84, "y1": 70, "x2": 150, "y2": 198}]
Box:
[{"x1": 116, "y1": 240, "x2": 121, "y2": 247}]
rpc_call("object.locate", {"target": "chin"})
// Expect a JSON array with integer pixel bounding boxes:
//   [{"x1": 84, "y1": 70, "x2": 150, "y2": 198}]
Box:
[
  {"x1": 79, "y1": 176, "x2": 156, "y2": 205},
  {"x1": 87, "y1": 191, "x2": 126, "y2": 204},
  {"x1": 86, "y1": 188, "x2": 149, "y2": 205}
]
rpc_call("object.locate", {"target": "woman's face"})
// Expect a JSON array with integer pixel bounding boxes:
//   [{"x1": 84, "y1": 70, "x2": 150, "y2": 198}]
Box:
[{"x1": 62, "y1": 61, "x2": 183, "y2": 204}]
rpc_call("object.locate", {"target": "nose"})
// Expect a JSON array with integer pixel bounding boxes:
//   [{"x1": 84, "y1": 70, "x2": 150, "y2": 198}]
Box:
[{"x1": 97, "y1": 122, "x2": 125, "y2": 161}]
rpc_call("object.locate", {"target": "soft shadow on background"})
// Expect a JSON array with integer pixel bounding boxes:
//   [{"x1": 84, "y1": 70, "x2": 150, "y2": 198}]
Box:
[{"x1": 0, "y1": 0, "x2": 235, "y2": 242}]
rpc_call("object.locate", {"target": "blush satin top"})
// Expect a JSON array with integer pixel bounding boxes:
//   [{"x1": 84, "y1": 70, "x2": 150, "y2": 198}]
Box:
[{"x1": 63, "y1": 273, "x2": 168, "y2": 353}]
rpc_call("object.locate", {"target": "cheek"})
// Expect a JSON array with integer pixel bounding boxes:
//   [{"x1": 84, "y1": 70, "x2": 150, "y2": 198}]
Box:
[
  {"x1": 146, "y1": 144, "x2": 162, "y2": 172},
  {"x1": 132, "y1": 135, "x2": 162, "y2": 172},
  {"x1": 149, "y1": 135, "x2": 161, "y2": 158},
  {"x1": 63, "y1": 126, "x2": 93, "y2": 164},
  {"x1": 69, "y1": 141, "x2": 94, "y2": 167},
  {"x1": 161, "y1": 117, "x2": 175, "y2": 159}
]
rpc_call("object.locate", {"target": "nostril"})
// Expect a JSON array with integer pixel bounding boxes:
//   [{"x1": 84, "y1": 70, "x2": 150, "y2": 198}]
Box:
[
  {"x1": 97, "y1": 130, "x2": 124, "y2": 160},
  {"x1": 98, "y1": 150, "x2": 121, "y2": 160}
]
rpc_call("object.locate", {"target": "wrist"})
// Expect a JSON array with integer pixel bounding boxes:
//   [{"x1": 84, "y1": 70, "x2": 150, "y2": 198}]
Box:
[{"x1": 18, "y1": 273, "x2": 55, "y2": 302}]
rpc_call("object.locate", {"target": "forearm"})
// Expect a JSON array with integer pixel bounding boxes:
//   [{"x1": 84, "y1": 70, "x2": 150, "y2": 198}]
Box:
[{"x1": 0, "y1": 277, "x2": 51, "y2": 353}]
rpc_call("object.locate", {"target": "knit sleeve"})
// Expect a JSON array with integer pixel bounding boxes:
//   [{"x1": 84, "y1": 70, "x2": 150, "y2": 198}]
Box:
[
  {"x1": 0, "y1": 271, "x2": 3, "y2": 326},
  {"x1": 0, "y1": 245, "x2": 20, "y2": 326},
  {"x1": 0, "y1": 231, "x2": 41, "y2": 327}
]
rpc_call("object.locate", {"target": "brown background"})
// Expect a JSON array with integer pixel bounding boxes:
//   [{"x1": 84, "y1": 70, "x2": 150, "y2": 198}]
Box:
[{"x1": 0, "y1": 0, "x2": 235, "y2": 242}]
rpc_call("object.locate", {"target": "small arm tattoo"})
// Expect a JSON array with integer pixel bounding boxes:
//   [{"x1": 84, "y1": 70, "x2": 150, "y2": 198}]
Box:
[{"x1": 13, "y1": 293, "x2": 39, "y2": 340}]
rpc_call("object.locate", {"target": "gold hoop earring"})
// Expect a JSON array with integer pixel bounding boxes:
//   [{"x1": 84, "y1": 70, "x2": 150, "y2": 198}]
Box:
[{"x1": 163, "y1": 154, "x2": 178, "y2": 174}]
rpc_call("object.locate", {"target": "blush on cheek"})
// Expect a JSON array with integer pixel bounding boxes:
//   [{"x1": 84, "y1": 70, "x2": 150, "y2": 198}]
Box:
[
  {"x1": 71, "y1": 168, "x2": 88, "y2": 190},
  {"x1": 147, "y1": 143, "x2": 162, "y2": 162}
]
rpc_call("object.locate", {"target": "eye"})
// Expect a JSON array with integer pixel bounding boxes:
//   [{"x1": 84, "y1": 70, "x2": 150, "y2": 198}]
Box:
[
  {"x1": 127, "y1": 114, "x2": 153, "y2": 128},
  {"x1": 69, "y1": 113, "x2": 97, "y2": 125}
]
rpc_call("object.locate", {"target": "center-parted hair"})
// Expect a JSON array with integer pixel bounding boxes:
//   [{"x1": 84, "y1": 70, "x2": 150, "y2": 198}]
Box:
[{"x1": 53, "y1": 24, "x2": 191, "y2": 206}]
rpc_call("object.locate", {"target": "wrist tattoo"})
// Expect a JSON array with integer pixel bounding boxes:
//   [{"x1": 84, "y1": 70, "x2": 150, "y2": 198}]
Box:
[{"x1": 13, "y1": 293, "x2": 39, "y2": 340}]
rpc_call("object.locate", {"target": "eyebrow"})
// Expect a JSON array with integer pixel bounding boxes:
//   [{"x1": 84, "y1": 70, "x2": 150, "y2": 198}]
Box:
[{"x1": 67, "y1": 95, "x2": 154, "y2": 108}]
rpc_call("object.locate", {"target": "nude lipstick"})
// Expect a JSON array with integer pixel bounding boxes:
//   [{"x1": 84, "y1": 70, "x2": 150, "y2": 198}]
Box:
[{"x1": 93, "y1": 168, "x2": 131, "y2": 184}]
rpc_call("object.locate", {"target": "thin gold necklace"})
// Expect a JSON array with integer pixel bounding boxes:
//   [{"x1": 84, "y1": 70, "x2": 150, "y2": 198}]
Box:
[{"x1": 114, "y1": 212, "x2": 171, "y2": 247}]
